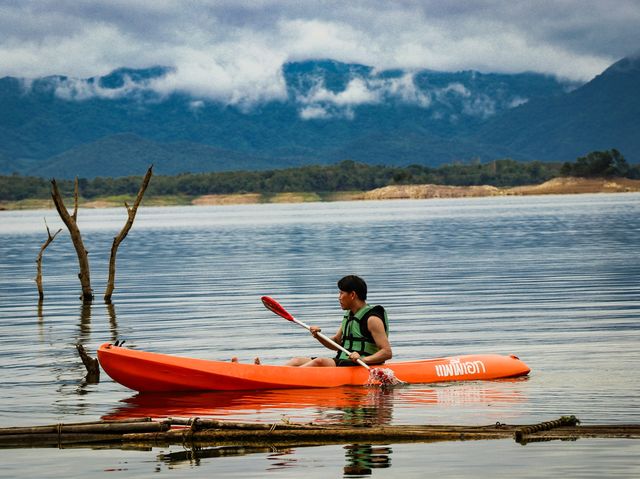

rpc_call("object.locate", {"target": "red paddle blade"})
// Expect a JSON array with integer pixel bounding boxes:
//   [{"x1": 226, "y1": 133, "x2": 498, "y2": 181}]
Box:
[{"x1": 261, "y1": 296, "x2": 295, "y2": 321}]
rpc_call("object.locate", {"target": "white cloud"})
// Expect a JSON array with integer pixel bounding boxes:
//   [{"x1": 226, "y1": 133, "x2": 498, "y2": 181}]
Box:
[
  {"x1": 145, "y1": 46, "x2": 288, "y2": 107},
  {"x1": 303, "y1": 78, "x2": 380, "y2": 106},
  {"x1": 296, "y1": 75, "x2": 417, "y2": 119},
  {"x1": 299, "y1": 105, "x2": 330, "y2": 120},
  {"x1": 438, "y1": 83, "x2": 471, "y2": 98},
  {"x1": 53, "y1": 74, "x2": 149, "y2": 101},
  {"x1": 383, "y1": 74, "x2": 432, "y2": 108},
  {"x1": 509, "y1": 97, "x2": 529, "y2": 108},
  {"x1": 189, "y1": 100, "x2": 205, "y2": 111},
  {"x1": 1, "y1": 0, "x2": 638, "y2": 106},
  {"x1": 279, "y1": 18, "x2": 378, "y2": 65},
  {"x1": 461, "y1": 95, "x2": 496, "y2": 119},
  {"x1": 294, "y1": 73, "x2": 533, "y2": 120}
]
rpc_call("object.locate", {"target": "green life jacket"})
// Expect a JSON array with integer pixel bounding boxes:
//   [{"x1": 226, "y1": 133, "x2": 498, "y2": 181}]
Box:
[{"x1": 338, "y1": 304, "x2": 389, "y2": 361}]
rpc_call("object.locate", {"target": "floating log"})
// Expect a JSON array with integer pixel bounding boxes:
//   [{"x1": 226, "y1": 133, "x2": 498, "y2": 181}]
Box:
[
  {"x1": 168, "y1": 417, "x2": 317, "y2": 431},
  {"x1": 0, "y1": 418, "x2": 167, "y2": 447},
  {"x1": 0, "y1": 433, "x2": 126, "y2": 447},
  {"x1": 0, "y1": 420, "x2": 167, "y2": 436},
  {"x1": 124, "y1": 423, "x2": 516, "y2": 446},
  {"x1": 123, "y1": 419, "x2": 640, "y2": 447},
  {"x1": 516, "y1": 424, "x2": 640, "y2": 444},
  {"x1": 0, "y1": 417, "x2": 638, "y2": 449}
]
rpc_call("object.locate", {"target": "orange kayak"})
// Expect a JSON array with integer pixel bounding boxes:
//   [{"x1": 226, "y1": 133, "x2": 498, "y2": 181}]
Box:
[{"x1": 97, "y1": 342, "x2": 530, "y2": 392}]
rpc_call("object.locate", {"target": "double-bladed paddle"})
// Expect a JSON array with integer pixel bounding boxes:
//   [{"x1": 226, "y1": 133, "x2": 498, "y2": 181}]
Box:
[{"x1": 261, "y1": 295, "x2": 402, "y2": 386}]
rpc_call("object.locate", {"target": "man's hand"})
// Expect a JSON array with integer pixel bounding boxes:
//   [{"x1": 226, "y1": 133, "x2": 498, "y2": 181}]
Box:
[
  {"x1": 349, "y1": 351, "x2": 361, "y2": 362},
  {"x1": 310, "y1": 325, "x2": 344, "y2": 354}
]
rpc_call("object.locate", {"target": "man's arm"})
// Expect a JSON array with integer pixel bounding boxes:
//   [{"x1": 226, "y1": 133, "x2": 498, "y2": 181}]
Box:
[
  {"x1": 348, "y1": 316, "x2": 392, "y2": 364},
  {"x1": 310, "y1": 325, "x2": 343, "y2": 352}
]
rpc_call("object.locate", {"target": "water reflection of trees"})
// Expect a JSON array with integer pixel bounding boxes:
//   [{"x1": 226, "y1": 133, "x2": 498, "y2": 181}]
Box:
[
  {"x1": 332, "y1": 391, "x2": 394, "y2": 479},
  {"x1": 73, "y1": 301, "x2": 120, "y2": 388},
  {"x1": 77, "y1": 302, "x2": 92, "y2": 343},
  {"x1": 321, "y1": 387, "x2": 395, "y2": 427},
  {"x1": 74, "y1": 301, "x2": 120, "y2": 346},
  {"x1": 343, "y1": 444, "x2": 392, "y2": 477},
  {"x1": 106, "y1": 302, "x2": 118, "y2": 342},
  {"x1": 157, "y1": 445, "x2": 288, "y2": 466},
  {"x1": 76, "y1": 302, "x2": 99, "y2": 386},
  {"x1": 148, "y1": 387, "x2": 395, "y2": 476},
  {"x1": 155, "y1": 443, "x2": 392, "y2": 477},
  {"x1": 37, "y1": 299, "x2": 44, "y2": 342}
]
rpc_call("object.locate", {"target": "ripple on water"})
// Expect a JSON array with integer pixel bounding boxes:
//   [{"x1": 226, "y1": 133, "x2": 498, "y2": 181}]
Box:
[{"x1": 0, "y1": 195, "x2": 639, "y2": 432}]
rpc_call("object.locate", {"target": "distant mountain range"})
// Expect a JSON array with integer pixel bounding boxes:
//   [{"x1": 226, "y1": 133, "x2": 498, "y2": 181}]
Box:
[{"x1": 0, "y1": 56, "x2": 638, "y2": 178}]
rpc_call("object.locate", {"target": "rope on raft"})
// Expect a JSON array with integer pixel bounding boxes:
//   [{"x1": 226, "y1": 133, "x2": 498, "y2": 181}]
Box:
[{"x1": 515, "y1": 415, "x2": 580, "y2": 444}]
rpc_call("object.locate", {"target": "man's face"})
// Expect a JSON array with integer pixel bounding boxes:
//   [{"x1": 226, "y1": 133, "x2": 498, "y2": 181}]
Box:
[{"x1": 338, "y1": 290, "x2": 356, "y2": 310}]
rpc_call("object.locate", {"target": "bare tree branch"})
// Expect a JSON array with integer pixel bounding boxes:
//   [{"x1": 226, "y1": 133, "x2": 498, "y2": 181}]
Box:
[
  {"x1": 35, "y1": 220, "x2": 62, "y2": 300},
  {"x1": 104, "y1": 165, "x2": 153, "y2": 303},
  {"x1": 72, "y1": 177, "x2": 79, "y2": 221},
  {"x1": 76, "y1": 344, "x2": 100, "y2": 383},
  {"x1": 51, "y1": 178, "x2": 93, "y2": 302}
]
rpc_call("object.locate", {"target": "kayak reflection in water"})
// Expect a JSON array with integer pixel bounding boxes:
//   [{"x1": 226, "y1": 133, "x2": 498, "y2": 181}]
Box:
[{"x1": 282, "y1": 275, "x2": 393, "y2": 368}]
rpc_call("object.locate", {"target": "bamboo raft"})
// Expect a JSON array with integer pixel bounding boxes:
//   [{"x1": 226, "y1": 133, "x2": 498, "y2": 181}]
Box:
[{"x1": 1, "y1": 416, "x2": 638, "y2": 449}]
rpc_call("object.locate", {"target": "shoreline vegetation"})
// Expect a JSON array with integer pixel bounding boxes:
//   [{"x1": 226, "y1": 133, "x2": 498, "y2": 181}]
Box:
[
  {"x1": 2, "y1": 176, "x2": 639, "y2": 211},
  {"x1": 2, "y1": 151, "x2": 638, "y2": 210}
]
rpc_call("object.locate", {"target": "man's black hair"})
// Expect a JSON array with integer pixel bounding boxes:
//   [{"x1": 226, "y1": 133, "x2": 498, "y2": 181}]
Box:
[{"x1": 338, "y1": 275, "x2": 367, "y2": 300}]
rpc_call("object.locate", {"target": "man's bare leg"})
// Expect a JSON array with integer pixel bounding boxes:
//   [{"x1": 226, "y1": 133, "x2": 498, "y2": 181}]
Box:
[
  {"x1": 285, "y1": 356, "x2": 313, "y2": 366},
  {"x1": 300, "y1": 357, "x2": 336, "y2": 367}
]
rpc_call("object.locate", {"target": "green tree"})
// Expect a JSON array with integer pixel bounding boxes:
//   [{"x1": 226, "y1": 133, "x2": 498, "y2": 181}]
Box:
[{"x1": 562, "y1": 149, "x2": 630, "y2": 178}]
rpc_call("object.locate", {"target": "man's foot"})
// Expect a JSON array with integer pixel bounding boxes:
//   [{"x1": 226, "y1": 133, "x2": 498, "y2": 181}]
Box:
[
  {"x1": 254, "y1": 357, "x2": 261, "y2": 365},
  {"x1": 231, "y1": 356, "x2": 239, "y2": 363}
]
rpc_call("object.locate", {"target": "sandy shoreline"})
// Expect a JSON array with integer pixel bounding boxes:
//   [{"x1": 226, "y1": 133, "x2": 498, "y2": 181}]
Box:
[
  {"x1": 2, "y1": 177, "x2": 639, "y2": 210},
  {"x1": 360, "y1": 177, "x2": 640, "y2": 200}
]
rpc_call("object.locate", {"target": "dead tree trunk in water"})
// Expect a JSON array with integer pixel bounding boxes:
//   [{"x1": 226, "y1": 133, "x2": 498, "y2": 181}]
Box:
[
  {"x1": 35, "y1": 220, "x2": 62, "y2": 300},
  {"x1": 104, "y1": 165, "x2": 153, "y2": 303},
  {"x1": 75, "y1": 344, "x2": 100, "y2": 383},
  {"x1": 51, "y1": 177, "x2": 93, "y2": 302}
]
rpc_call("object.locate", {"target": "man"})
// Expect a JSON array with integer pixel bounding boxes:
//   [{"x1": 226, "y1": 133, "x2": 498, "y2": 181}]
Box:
[{"x1": 286, "y1": 275, "x2": 392, "y2": 367}]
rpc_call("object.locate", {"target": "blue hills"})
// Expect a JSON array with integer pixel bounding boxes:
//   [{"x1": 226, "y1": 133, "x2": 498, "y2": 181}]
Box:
[{"x1": 0, "y1": 56, "x2": 637, "y2": 178}]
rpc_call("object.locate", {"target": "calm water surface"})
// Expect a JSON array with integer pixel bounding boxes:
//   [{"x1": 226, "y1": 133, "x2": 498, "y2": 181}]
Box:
[{"x1": 1, "y1": 194, "x2": 639, "y2": 477}]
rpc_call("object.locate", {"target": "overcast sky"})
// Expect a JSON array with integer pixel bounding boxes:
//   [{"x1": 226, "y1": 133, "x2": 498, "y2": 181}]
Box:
[{"x1": 1, "y1": 0, "x2": 638, "y2": 104}]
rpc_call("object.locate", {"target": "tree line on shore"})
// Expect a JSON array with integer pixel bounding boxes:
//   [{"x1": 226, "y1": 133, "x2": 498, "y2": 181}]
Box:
[{"x1": 1, "y1": 149, "x2": 637, "y2": 202}]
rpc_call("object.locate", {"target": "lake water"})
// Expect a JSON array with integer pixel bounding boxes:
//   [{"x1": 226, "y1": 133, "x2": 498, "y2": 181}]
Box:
[{"x1": 1, "y1": 194, "x2": 639, "y2": 477}]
